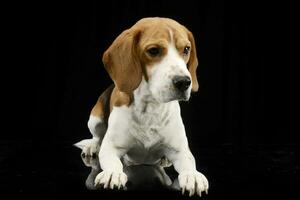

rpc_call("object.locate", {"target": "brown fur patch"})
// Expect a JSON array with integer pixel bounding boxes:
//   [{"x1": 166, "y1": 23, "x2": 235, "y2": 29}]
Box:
[
  {"x1": 186, "y1": 30, "x2": 199, "y2": 92},
  {"x1": 90, "y1": 98, "x2": 104, "y2": 117},
  {"x1": 110, "y1": 87, "x2": 133, "y2": 111}
]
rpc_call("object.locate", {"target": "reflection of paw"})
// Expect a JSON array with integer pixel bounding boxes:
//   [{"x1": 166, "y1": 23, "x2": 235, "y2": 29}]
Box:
[
  {"x1": 81, "y1": 156, "x2": 99, "y2": 169},
  {"x1": 178, "y1": 171, "x2": 209, "y2": 197},
  {"x1": 74, "y1": 138, "x2": 100, "y2": 157},
  {"x1": 156, "y1": 167, "x2": 172, "y2": 186},
  {"x1": 159, "y1": 156, "x2": 172, "y2": 167},
  {"x1": 94, "y1": 171, "x2": 127, "y2": 189}
]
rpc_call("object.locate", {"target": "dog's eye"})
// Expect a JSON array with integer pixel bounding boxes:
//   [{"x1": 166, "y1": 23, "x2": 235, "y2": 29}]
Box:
[
  {"x1": 147, "y1": 47, "x2": 160, "y2": 57},
  {"x1": 183, "y1": 46, "x2": 190, "y2": 55}
]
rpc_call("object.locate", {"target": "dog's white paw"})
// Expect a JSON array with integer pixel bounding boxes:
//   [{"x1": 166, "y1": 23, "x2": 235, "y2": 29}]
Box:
[
  {"x1": 178, "y1": 171, "x2": 209, "y2": 197},
  {"x1": 94, "y1": 170, "x2": 127, "y2": 189},
  {"x1": 74, "y1": 138, "x2": 100, "y2": 157},
  {"x1": 82, "y1": 140, "x2": 99, "y2": 157}
]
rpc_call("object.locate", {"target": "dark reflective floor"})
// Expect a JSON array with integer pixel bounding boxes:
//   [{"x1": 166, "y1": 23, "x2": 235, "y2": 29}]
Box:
[{"x1": 0, "y1": 141, "x2": 299, "y2": 199}]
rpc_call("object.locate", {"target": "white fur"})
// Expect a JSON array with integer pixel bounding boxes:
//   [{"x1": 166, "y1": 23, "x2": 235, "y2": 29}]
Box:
[
  {"x1": 87, "y1": 115, "x2": 103, "y2": 137},
  {"x1": 91, "y1": 39, "x2": 209, "y2": 196}
]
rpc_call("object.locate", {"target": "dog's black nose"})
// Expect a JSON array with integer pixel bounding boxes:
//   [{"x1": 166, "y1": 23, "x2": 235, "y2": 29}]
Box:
[{"x1": 172, "y1": 76, "x2": 191, "y2": 92}]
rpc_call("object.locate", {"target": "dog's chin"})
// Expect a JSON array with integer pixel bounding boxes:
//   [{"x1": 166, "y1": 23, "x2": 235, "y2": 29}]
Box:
[
  {"x1": 158, "y1": 93, "x2": 190, "y2": 103},
  {"x1": 151, "y1": 88, "x2": 191, "y2": 103},
  {"x1": 179, "y1": 95, "x2": 190, "y2": 101},
  {"x1": 176, "y1": 93, "x2": 190, "y2": 102}
]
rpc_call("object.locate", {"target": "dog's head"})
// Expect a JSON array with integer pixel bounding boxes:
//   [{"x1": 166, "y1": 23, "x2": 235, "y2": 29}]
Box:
[{"x1": 102, "y1": 17, "x2": 198, "y2": 103}]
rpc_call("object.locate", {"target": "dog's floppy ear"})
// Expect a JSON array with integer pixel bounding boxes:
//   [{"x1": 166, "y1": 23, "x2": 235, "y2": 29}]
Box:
[
  {"x1": 187, "y1": 30, "x2": 199, "y2": 92},
  {"x1": 102, "y1": 28, "x2": 142, "y2": 94}
]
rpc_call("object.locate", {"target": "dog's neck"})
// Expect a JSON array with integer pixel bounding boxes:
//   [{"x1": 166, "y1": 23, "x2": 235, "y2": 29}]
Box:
[{"x1": 133, "y1": 78, "x2": 172, "y2": 113}]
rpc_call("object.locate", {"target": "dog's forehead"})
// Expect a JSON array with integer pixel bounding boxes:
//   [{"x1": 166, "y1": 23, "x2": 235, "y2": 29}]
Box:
[{"x1": 133, "y1": 18, "x2": 189, "y2": 46}]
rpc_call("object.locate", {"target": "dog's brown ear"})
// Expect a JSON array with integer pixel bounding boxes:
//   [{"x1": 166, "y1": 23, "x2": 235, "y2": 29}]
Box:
[
  {"x1": 187, "y1": 30, "x2": 199, "y2": 92},
  {"x1": 102, "y1": 29, "x2": 142, "y2": 94}
]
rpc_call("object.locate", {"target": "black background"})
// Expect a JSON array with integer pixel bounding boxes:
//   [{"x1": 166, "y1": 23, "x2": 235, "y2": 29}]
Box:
[{"x1": 1, "y1": 0, "x2": 299, "y2": 199}]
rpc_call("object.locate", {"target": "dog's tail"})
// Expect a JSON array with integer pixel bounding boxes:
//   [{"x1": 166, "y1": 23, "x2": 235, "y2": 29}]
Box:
[{"x1": 73, "y1": 139, "x2": 94, "y2": 150}]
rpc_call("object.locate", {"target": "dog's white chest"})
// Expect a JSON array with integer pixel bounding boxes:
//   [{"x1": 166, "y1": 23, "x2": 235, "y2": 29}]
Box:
[{"x1": 130, "y1": 101, "x2": 171, "y2": 149}]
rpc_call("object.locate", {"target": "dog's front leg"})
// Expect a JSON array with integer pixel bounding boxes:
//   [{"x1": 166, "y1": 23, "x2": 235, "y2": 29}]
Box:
[
  {"x1": 94, "y1": 106, "x2": 132, "y2": 189},
  {"x1": 94, "y1": 139, "x2": 128, "y2": 189},
  {"x1": 166, "y1": 143, "x2": 209, "y2": 197}
]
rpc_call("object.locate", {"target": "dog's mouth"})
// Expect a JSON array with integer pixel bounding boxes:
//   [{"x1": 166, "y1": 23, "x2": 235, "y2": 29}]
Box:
[
  {"x1": 175, "y1": 92, "x2": 190, "y2": 101},
  {"x1": 150, "y1": 86, "x2": 191, "y2": 103},
  {"x1": 161, "y1": 91, "x2": 190, "y2": 103}
]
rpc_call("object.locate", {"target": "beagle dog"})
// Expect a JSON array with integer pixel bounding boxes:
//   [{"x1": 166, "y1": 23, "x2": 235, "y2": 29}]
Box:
[{"x1": 75, "y1": 17, "x2": 209, "y2": 197}]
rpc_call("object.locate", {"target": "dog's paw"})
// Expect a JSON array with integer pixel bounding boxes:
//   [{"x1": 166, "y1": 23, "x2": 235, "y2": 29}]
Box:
[
  {"x1": 178, "y1": 170, "x2": 209, "y2": 197},
  {"x1": 74, "y1": 138, "x2": 100, "y2": 158},
  {"x1": 82, "y1": 140, "x2": 99, "y2": 158},
  {"x1": 94, "y1": 170, "x2": 127, "y2": 189}
]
